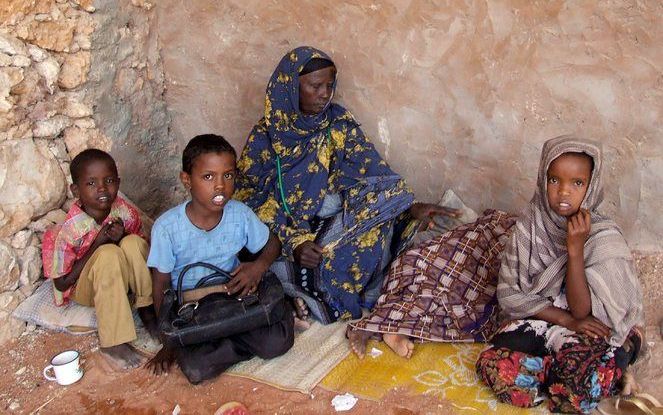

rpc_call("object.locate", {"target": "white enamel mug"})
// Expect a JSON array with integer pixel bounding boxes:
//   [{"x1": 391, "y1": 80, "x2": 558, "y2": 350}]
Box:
[{"x1": 43, "y1": 350, "x2": 83, "y2": 385}]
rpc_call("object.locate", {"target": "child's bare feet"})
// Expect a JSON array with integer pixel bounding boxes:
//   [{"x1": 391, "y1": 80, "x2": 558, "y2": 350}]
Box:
[
  {"x1": 290, "y1": 297, "x2": 311, "y2": 331},
  {"x1": 101, "y1": 343, "x2": 144, "y2": 369},
  {"x1": 383, "y1": 333, "x2": 414, "y2": 359},
  {"x1": 620, "y1": 370, "x2": 639, "y2": 396},
  {"x1": 346, "y1": 326, "x2": 372, "y2": 359},
  {"x1": 294, "y1": 317, "x2": 311, "y2": 332},
  {"x1": 137, "y1": 305, "x2": 160, "y2": 339},
  {"x1": 145, "y1": 345, "x2": 177, "y2": 376},
  {"x1": 292, "y1": 297, "x2": 309, "y2": 319}
]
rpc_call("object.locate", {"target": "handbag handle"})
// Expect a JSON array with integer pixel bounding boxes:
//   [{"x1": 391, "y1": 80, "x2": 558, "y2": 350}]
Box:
[{"x1": 176, "y1": 262, "x2": 233, "y2": 306}]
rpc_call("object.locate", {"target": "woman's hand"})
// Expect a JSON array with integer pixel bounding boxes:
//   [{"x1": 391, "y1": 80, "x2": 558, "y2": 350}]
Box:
[
  {"x1": 293, "y1": 241, "x2": 323, "y2": 269},
  {"x1": 566, "y1": 208, "x2": 591, "y2": 255},
  {"x1": 565, "y1": 315, "x2": 611, "y2": 339},
  {"x1": 227, "y1": 262, "x2": 266, "y2": 296},
  {"x1": 408, "y1": 202, "x2": 461, "y2": 226}
]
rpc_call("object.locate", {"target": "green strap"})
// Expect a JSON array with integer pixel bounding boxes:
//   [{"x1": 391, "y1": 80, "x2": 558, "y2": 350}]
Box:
[
  {"x1": 275, "y1": 126, "x2": 332, "y2": 216},
  {"x1": 275, "y1": 155, "x2": 291, "y2": 215}
]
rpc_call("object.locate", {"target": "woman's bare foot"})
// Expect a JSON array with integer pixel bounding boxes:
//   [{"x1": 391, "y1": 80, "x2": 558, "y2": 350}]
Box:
[
  {"x1": 346, "y1": 326, "x2": 372, "y2": 359},
  {"x1": 137, "y1": 305, "x2": 160, "y2": 339},
  {"x1": 383, "y1": 333, "x2": 414, "y2": 359},
  {"x1": 100, "y1": 343, "x2": 144, "y2": 369}
]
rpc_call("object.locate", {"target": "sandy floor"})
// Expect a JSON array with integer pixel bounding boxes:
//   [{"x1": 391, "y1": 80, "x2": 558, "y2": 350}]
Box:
[
  {"x1": 2, "y1": 252, "x2": 661, "y2": 414},
  {"x1": 3, "y1": 328, "x2": 661, "y2": 415},
  {"x1": 0, "y1": 330, "x2": 455, "y2": 415}
]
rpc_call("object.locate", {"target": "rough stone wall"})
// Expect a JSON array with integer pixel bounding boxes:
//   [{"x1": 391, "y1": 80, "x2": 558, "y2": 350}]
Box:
[
  {"x1": 156, "y1": 0, "x2": 663, "y2": 251},
  {"x1": 89, "y1": 0, "x2": 174, "y2": 217},
  {"x1": 0, "y1": 0, "x2": 167, "y2": 344}
]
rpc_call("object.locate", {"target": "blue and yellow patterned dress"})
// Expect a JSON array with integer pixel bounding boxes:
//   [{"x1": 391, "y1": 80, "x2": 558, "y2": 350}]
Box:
[{"x1": 235, "y1": 46, "x2": 415, "y2": 323}]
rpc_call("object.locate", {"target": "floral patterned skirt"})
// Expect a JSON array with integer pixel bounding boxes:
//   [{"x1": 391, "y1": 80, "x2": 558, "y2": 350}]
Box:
[{"x1": 475, "y1": 319, "x2": 641, "y2": 414}]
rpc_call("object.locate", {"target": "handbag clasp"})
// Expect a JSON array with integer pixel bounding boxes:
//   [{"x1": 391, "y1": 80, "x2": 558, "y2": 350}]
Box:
[{"x1": 177, "y1": 301, "x2": 199, "y2": 317}]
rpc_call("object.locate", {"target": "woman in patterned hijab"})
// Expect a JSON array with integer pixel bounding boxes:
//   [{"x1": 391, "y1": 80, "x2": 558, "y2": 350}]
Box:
[
  {"x1": 476, "y1": 135, "x2": 643, "y2": 413},
  {"x1": 236, "y1": 46, "x2": 456, "y2": 323}
]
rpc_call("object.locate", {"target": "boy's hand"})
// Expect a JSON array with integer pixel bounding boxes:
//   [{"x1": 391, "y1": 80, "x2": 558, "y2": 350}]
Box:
[
  {"x1": 566, "y1": 209, "x2": 591, "y2": 255},
  {"x1": 92, "y1": 223, "x2": 114, "y2": 246},
  {"x1": 565, "y1": 315, "x2": 611, "y2": 339},
  {"x1": 294, "y1": 241, "x2": 323, "y2": 269},
  {"x1": 227, "y1": 262, "x2": 265, "y2": 296},
  {"x1": 92, "y1": 220, "x2": 125, "y2": 247},
  {"x1": 105, "y1": 219, "x2": 125, "y2": 243}
]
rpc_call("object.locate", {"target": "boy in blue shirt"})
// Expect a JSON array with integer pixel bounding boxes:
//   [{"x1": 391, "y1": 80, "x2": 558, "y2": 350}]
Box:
[{"x1": 146, "y1": 134, "x2": 294, "y2": 384}]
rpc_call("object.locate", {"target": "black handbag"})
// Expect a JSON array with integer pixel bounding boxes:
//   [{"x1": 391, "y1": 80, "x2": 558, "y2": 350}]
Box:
[{"x1": 158, "y1": 262, "x2": 286, "y2": 348}]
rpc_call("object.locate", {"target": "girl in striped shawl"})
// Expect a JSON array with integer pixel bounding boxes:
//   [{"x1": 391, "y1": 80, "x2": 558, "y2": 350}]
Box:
[{"x1": 476, "y1": 136, "x2": 644, "y2": 414}]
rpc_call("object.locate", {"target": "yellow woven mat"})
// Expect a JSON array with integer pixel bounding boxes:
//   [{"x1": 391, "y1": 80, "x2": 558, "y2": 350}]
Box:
[{"x1": 320, "y1": 341, "x2": 549, "y2": 414}]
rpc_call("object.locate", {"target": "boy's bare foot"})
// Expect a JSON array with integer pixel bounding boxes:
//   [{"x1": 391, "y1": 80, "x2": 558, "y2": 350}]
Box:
[
  {"x1": 137, "y1": 305, "x2": 160, "y2": 339},
  {"x1": 145, "y1": 346, "x2": 177, "y2": 376},
  {"x1": 346, "y1": 326, "x2": 372, "y2": 359},
  {"x1": 294, "y1": 317, "x2": 311, "y2": 332},
  {"x1": 292, "y1": 297, "x2": 310, "y2": 320},
  {"x1": 290, "y1": 297, "x2": 311, "y2": 331},
  {"x1": 100, "y1": 343, "x2": 144, "y2": 369},
  {"x1": 383, "y1": 333, "x2": 414, "y2": 359}
]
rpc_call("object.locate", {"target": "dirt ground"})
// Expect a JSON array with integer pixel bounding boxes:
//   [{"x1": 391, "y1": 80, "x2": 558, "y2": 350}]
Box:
[
  {"x1": 4, "y1": 328, "x2": 661, "y2": 415},
  {"x1": 1, "y1": 252, "x2": 661, "y2": 415},
  {"x1": 0, "y1": 329, "x2": 455, "y2": 415}
]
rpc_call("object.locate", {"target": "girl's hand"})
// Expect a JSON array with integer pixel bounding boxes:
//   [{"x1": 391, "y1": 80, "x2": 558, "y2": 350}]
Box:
[
  {"x1": 294, "y1": 241, "x2": 323, "y2": 269},
  {"x1": 566, "y1": 209, "x2": 591, "y2": 254},
  {"x1": 565, "y1": 315, "x2": 611, "y2": 339},
  {"x1": 227, "y1": 262, "x2": 265, "y2": 296},
  {"x1": 408, "y1": 203, "x2": 460, "y2": 227}
]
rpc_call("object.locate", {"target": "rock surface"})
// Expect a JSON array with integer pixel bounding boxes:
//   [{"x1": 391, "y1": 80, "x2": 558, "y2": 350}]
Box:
[
  {"x1": 0, "y1": 0, "x2": 168, "y2": 345},
  {"x1": 635, "y1": 252, "x2": 663, "y2": 327},
  {"x1": 0, "y1": 291, "x2": 25, "y2": 345},
  {"x1": 57, "y1": 51, "x2": 89, "y2": 89},
  {"x1": 87, "y1": 0, "x2": 173, "y2": 217},
  {"x1": 0, "y1": 240, "x2": 19, "y2": 292},
  {"x1": 0, "y1": 139, "x2": 67, "y2": 238},
  {"x1": 17, "y1": 245, "x2": 42, "y2": 288}
]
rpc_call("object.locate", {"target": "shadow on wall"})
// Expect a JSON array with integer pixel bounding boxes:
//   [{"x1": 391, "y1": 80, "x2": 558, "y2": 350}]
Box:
[{"x1": 89, "y1": 0, "x2": 180, "y2": 218}]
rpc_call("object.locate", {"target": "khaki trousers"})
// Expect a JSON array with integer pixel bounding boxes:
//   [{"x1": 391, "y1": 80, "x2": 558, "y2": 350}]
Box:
[{"x1": 71, "y1": 235, "x2": 153, "y2": 347}]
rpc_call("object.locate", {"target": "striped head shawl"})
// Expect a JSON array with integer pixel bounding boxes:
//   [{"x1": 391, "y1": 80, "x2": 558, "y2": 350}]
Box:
[{"x1": 497, "y1": 135, "x2": 643, "y2": 346}]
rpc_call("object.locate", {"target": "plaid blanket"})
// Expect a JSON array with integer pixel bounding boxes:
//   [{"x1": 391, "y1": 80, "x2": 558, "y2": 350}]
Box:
[{"x1": 350, "y1": 210, "x2": 516, "y2": 342}]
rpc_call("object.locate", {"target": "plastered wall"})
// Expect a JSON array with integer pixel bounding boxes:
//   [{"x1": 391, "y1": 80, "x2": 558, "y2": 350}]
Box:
[{"x1": 156, "y1": 0, "x2": 662, "y2": 251}]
